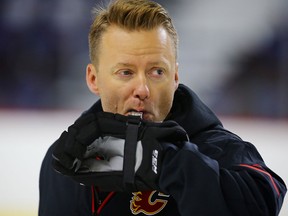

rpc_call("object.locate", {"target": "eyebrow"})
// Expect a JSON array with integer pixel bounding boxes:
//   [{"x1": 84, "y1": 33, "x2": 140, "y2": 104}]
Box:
[
  {"x1": 112, "y1": 61, "x2": 169, "y2": 70},
  {"x1": 110, "y1": 63, "x2": 135, "y2": 73},
  {"x1": 113, "y1": 63, "x2": 134, "y2": 68}
]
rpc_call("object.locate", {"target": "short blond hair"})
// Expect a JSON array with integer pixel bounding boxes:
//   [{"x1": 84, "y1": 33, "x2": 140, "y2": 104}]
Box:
[{"x1": 88, "y1": 0, "x2": 178, "y2": 66}]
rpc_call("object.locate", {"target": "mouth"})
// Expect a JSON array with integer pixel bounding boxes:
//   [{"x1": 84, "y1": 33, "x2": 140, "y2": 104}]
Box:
[{"x1": 127, "y1": 110, "x2": 143, "y2": 119}]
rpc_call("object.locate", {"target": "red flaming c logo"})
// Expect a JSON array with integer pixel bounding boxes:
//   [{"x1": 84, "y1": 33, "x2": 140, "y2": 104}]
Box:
[{"x1": 130, "y1": 191, "x2": 169, "y2": 215}]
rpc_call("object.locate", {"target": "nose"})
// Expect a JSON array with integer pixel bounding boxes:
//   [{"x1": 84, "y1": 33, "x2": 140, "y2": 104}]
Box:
[{"x1": 133, "y1": 75, "x2": 150, "y2": 100}]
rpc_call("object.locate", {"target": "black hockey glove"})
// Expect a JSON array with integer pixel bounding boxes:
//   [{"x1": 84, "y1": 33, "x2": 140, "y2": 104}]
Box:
[
  {"x1": 52, "y1": 112, "x2": 128, "y2": 173},
  {"x1": 52, "y1": 111, "x2": 188, "y2": 192}
]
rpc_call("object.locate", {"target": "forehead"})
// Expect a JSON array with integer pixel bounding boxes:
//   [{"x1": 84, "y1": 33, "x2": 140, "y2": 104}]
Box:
[{"x1": 100, "y1": 25, "x2": 175, "y2": 56}]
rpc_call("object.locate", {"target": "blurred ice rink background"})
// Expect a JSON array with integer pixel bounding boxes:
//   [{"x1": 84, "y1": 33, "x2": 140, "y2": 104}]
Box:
[{"x1": 0, "y1": 0, "x2": 287, "y2": 215}]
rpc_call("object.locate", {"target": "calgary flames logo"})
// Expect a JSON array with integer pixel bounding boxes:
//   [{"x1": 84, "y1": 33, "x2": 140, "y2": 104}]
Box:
[{"x1": 130, "y1": 191, "x2": 169, "y2": 215}]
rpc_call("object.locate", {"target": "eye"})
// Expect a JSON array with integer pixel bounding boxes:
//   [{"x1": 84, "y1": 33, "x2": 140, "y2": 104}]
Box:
[
  {"x1": 117, "y1": 69, "x2": 133, "y2": 78},
  {"x1": 150, "y1": 68, "x2": 165, "y2": 78}
]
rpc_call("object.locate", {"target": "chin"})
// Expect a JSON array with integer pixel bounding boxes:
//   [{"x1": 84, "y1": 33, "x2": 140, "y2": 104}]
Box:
[
  {"x1": 141, "y1": 113, "x2": 154, "y2": 122},
  {"x1": 143, "y1": 114, "x2": 163, "y2": 122}
]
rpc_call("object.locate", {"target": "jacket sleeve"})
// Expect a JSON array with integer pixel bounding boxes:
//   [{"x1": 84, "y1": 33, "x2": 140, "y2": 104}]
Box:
[{"x1": 158, "y1": 127, "x2": 287, "y2": 216}]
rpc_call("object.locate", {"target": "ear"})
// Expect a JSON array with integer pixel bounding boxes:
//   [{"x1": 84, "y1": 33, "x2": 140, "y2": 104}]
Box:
[
  {"x1": 174, "y1": 62, "x2": 179, "y2": 90},
  {"x1": 86, "y1": 64, "x2": 100, "y2": 95}
]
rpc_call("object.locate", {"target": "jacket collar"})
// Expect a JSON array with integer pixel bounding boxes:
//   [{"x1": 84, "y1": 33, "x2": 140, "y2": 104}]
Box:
[{"x1": 166, "y1": 84, "x2": 222, "y2": 136}]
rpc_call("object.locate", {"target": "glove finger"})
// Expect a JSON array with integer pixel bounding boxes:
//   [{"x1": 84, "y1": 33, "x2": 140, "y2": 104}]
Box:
[
  {"x1": 53, "y1": 113, "x2": 101, "y2": 167},
  {"x1": 73, "y1": 113, "x2": 97, "y2": 128},
  {"x1": 52, "y1": 131, "x2": 82, "y2": 169},
  {"x1": 96, "y1": 112, "x2": 134, "y2": 138},
  {"x1": 74, "y1": 120, "x2": 100, "y2": 145},
  {"x1": 144, "y1": 124, "x2": 187, "y2": 143},
  {"x1": 142, "y1": 120, "x2": 188, "y2": 141}
]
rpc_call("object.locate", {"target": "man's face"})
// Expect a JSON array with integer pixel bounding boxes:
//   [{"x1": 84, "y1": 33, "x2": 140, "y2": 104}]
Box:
[{"x1": 86, "y1": 25, "x2": 179, "y2": 122}]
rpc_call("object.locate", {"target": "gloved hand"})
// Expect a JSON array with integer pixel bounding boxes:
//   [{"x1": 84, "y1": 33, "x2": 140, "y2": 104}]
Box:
[
  {"x1": 52, "y1": 112, "x2": 131, "y2": 173},
  {"x1": 52, "y1": 111, "x2": 188, "y2": 192}
]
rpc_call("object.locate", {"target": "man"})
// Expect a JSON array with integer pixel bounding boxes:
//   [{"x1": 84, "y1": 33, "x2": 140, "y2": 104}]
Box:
[{"x1": 39, "y1": 0, "x2": 286, "y2": 215}]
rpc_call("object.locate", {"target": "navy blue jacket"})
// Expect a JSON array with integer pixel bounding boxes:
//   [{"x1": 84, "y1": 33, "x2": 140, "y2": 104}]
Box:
[{"x1": 39, "y1": 84, "x2": 286, "y2": 215}]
